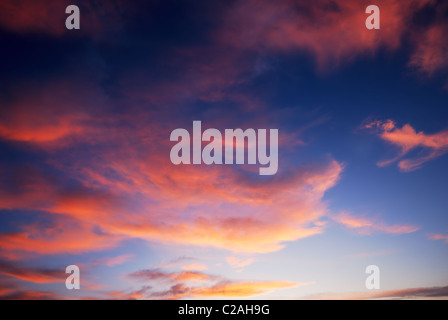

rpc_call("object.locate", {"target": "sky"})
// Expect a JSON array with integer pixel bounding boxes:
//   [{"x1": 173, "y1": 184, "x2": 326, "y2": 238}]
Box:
[{"x1": 0, "y1": 0, "x2": 447, "y2": 300}]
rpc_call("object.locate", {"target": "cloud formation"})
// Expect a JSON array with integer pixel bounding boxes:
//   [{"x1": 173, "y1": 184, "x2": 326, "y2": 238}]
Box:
[
  {"x1": 332, "y1": 211, "x2": 418, "y2": 235},
  {"x1": 365, "y1": 119, "x2": 448, "y2": 171},
  {"x1": 122, "y1": 267, "x2": 300, "y2": 299},
  {"x1": 428, "y1": 233, "x2": 448, "y2": 243},
  {"x1": 307, "y1": 285, "x2": 448, "y2": 300},
  {"x1": 0, "y1": 261, "x2": 62, "y2": 284}
]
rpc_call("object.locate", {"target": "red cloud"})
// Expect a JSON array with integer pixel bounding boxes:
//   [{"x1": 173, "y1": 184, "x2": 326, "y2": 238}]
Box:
[
  {"x1": 0, "y1": 131, "x2": 343, "y2": 256},
  {"x1": 0, "y1": 0, "x2": 133, "y2": 38},
  {"x1": 0, "y1": 0, "x2": 68, "y2": 35},
  {"x1": 365, "y1": 119, "x2": 448, "y2": 171},
  {"x1": 218, "y1": 0, "x2": 432, "y2": 69}
]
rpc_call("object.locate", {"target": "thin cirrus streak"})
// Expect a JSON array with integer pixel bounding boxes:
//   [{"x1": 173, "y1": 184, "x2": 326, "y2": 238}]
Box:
[
  {"x1": 305, "y1": 285, "x2": 448, "y2": 300},
  {"x1": 428, "y1": 233, "x2": 448, "y2": 243},
  {"x1": 0, "y1": 261, "x2": 62, "y2": 284},
  {"x1": 331, "y1": 211, "x2": 419, "y2": 235},
  {"x1": 365, "y1": 119, "x2": 448, "y2": 171},
  {"x1": 226, "y1": 256, "x2": 255, "y2": 269}
]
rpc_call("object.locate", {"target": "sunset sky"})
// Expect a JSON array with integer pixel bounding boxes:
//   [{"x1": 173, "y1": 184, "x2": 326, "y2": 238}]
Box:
[{"x1": 0, "y1": 0, "x2": 447, "y2": 299}]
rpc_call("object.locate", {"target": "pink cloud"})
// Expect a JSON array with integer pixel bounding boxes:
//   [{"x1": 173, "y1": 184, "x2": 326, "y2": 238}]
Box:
[
  {"x1": 428, "y1": 233, "x2": 448, "y2": 243},
  {"x1": 94, "y1": 254, "x2": 135, "y2": 267},
  {"x1": 332, "y1": 211, "x2": 419, "y2": 235},
  {"x1": 365, "y1": 119, "x2": 448, "y2": 171},
  {"x1": 0, "y1": 137, "x2": 343, "y2": 256},
  {"x1": 181, "y1": 264, "x2": 208, "y2": 272}
]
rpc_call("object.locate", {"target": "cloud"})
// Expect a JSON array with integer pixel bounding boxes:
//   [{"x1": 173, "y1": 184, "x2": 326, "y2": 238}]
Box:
[
  {"x1": 0, "y1": 217, "x2": 123, "y2": 256},
  {"x1": 408, "y1": 0, "x2": 448, "y2": 77},
  {"x1": 0, "y1": 0, "x2": 68, "y2": 35},
  {"x1": 307, "y1": 285, "x2": 448, "y2": 300},
  {"x1": 226, "y1": 256, "x2": 254, "y2": 269},
  {"x1": 0, "y1": 261, "x2": 62, "y2": 284},
  {"x1": 107, "y1": 285, "x2": 153, "y2": 300},
  {"x1": 124, "y1": 267, "x2": 303, "y2": 299},
  {"x1": 181, "y1": 264, "x2": 208, "y2": 272},
  {"x1": 347, "y1": 249, "x2": 399, "y2": 259},
  {"x1": 0, "y1": 0, "x2": 134, "y2": 39},
  {"x1": 428, "y1": 233, "x2": 448, "y2": 243},
  {"x1": 409, "y1": 22, "x2": 448, "y2": 76},
  {"x1": 190, "y1": 281, "x2": 298, "y2": 298},
  {"x1": 0, "y1": 151, "x2": 343, "y2": 257},
  {"x1": 157, "y1": 257, "x2": 198, "y2": 269},
  {"x1": 218, "y1": 0, "x2": 433, "y2": 70},
  {"x1": 0, "y1": 290, "x2": 60, "y2": 300},
  {"x1": 117, "y1": 266, "x2": 303, "y2": 299},
  {"x1": 128, "y1": 269, "x2": 212, "y2": 283},
  {"x1": 93, "y1": 254, "x2": 135, "y2": 267},
  {"x1": 365, "y1": 119, "x2": 448, "y2": 171},
  {"x1": 332, "y1": 211, "x2": 419, "y2": 235}
]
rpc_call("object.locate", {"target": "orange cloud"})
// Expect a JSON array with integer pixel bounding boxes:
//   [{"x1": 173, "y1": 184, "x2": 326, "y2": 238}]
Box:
[
  {"x1": 0, "y1": 218, "x2": 123, "y2": 256},
  {"x1": 128, "y1": 269, "x2": 212, "y2": 284},
  {"x1": 191, "y1": 281, "x2": 297, "y2": 298},
  {"x1": 365, "y1": 119, "x2": 448, "y2": 171},
  {"x1": 123, "y1": 266, "x2": 308, "y2": 299},
  {"x1": 332, "y1": 211, "x2": 418, "y2": 235},
  {"x1": 0, "y1": 148, "x2": 343, "y2": 257}
]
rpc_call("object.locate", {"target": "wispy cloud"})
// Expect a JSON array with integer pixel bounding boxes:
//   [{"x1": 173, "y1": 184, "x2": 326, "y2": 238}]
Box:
[
  {"x1": 122, "y1": 267, "x2": 302, "y2": 299},
  {"x1": 306, "y1": 285, "x2": 448, "y2": 300},
  {"x1": 226, "y1": 256, "x2": 254, "y2": 269},
  {"x1": 427, "y1": 233, "x2": 448, "y2": 243},
  {"x1": 332, "y1": 211, "x2": 419, "y2": 235},
  {"x1": 93, "y1": 254, "x2": 135, "y2": 267},
  {"x1": 181, "y1": 263, "x2": 208, "y2": 272},
  {"x1": 365, "y1": 119, "x2": 448, "y2": 171},
  {"x1": 346, "y1": 249, "x2": 399, "y2": 259},
  {"x1": 0, "y1": 261, "x2": 62, "y2": 284}
]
